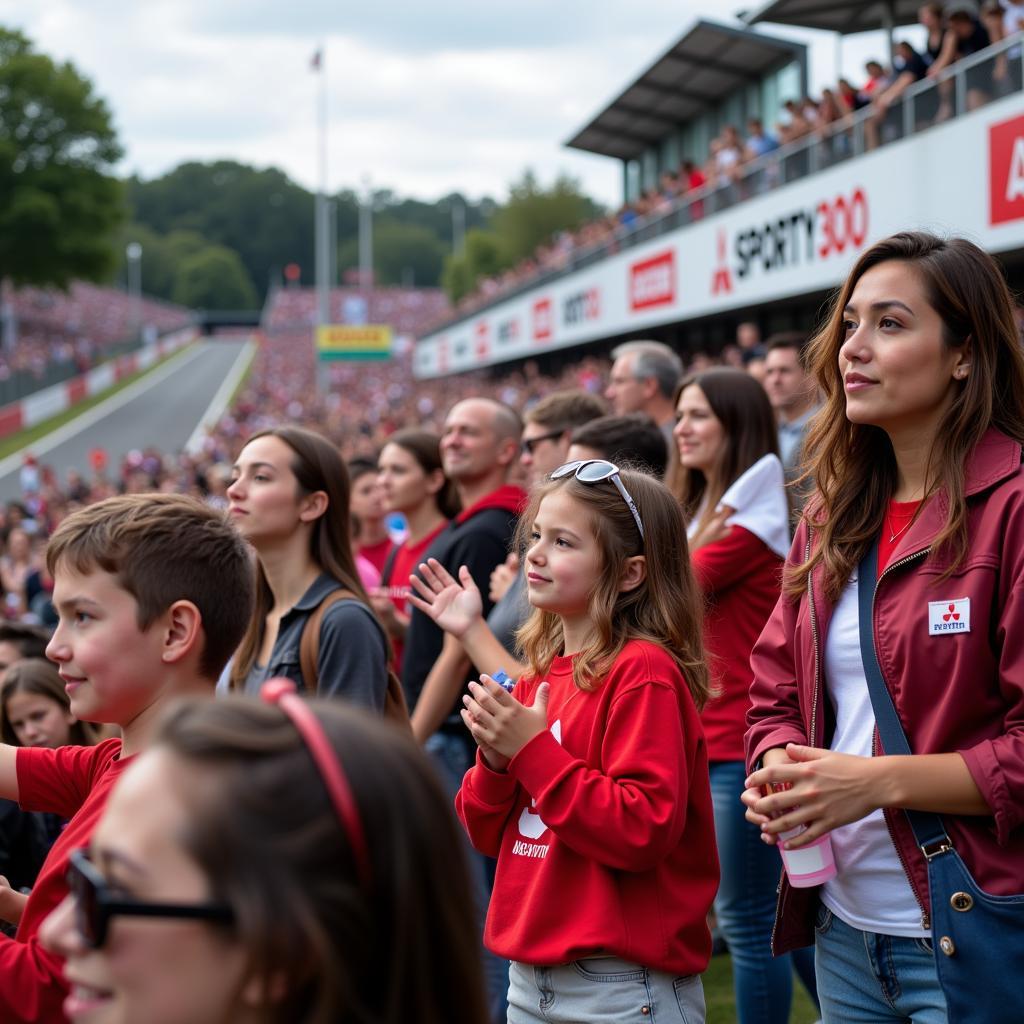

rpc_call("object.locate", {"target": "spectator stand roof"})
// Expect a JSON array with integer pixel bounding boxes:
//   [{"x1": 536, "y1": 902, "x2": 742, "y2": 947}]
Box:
[
  {"x1": 565, "y1": 19, "x2": 808, "y2": 162},
  {"x1": 740, "y1": 0, "x2": 920, "y2": 35}
]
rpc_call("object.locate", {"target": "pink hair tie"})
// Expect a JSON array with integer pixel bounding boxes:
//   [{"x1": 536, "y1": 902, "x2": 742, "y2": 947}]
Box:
[{"x1": 260, "y1": 678, "x2": 371, "y2": 886}]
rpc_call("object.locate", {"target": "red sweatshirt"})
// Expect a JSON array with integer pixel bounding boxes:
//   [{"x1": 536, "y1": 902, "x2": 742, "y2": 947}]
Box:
[
  {"x1": 456, "y1": 640, "x2": 718, "y2": 975},
  {"x1": 2, "y1": 739, "x2": 132, "y2": 1023}
]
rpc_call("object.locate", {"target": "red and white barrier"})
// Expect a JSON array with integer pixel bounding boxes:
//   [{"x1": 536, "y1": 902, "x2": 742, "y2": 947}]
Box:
[{"x1": 0, "y1": 328, "x2": 197, "y2": 440}]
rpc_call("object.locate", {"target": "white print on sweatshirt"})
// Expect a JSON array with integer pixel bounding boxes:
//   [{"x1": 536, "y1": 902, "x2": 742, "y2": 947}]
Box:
[{"x1": 517, "y1": 719, "x2": 562, "y2": 840}]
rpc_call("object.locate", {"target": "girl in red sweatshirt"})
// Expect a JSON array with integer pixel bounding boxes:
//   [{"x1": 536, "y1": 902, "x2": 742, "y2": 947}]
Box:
[{"x1": 455, "y1": 461, "x2": 719, "y2": 1024}]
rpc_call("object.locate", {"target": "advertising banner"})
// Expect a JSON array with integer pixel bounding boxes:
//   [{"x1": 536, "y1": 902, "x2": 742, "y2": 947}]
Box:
[{"x1": 415, "y1": 95, "x2": 1024, "y2": 379}]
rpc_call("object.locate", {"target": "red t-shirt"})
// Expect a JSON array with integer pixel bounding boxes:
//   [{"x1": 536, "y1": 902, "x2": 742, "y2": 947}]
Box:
[
  {"x1": 358, "y1": 537, "x2": 393, "y2": 576},
  {"x1": 878, "y1": 498, "x2": 923, "y2": 570},
  {"x1": 456, "y1": 640, "x2": 718, "y2": 975},
  {"x1": 381, "y1": 522, "x2": 448, "y2": 672},
  {"x1": 1, "y1": 739, "x2": 132, "y2": 1023}
]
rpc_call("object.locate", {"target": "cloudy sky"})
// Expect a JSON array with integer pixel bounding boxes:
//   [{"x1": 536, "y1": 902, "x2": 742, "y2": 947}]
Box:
[{"x1": 1, "y1": 2, "x2": 901, "y2": 206}]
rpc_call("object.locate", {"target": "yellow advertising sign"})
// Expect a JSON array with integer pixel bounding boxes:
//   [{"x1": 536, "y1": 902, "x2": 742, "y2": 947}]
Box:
[{"x1": 315, "y1": 324, "x2": 392, "y2": 361}]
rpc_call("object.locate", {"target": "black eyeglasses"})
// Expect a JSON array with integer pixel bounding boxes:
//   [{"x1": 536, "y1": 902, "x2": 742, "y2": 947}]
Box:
[
  {"x1": 550, "y1": 460, "x2": 645, "y2": 541},
  {"x1": 66, "y1": 848, "x2": 235, "y2": 948},
  {"x1": 521, "y1": 429, "x2": 565, "y2": 456}
]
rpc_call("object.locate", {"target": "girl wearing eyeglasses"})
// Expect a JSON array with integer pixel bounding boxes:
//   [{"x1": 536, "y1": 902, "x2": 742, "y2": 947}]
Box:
[
  {"x1": 456, "y1": 463, "x2": 718, "y2": 1023},
  {"x1": 40, "y1": 694, "x2": 490, "y2": 1024},
  {"x1": 669, "y1": 367, "x2": 818, "y2": 1024}
]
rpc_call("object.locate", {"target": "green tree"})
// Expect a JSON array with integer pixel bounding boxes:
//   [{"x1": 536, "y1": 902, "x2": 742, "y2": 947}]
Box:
[
  {"x1": 0, "y1": 27, "x2": 124, "y2": 288},
  {"x1": 172, "y1": 245, "x2": 258, "y2": 310},
  {"x1": 442, "y1": 229, "x2": 503, "y2": 304},
  {"x1": 127, "y1": 161, "x2": 317, "y2": 297},
  {"x1": 490, "y1": 170, "x2": 602, "y2": 266}
]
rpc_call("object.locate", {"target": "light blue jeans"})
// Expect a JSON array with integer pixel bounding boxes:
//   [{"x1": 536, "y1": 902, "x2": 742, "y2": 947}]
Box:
[
  {"x1": 507, "y1": 957, "x2": 705, "y2": 1024},
  {"x1": 813, "y1": 902, "x2": 948, "y2": 1023},
  {"x1": 710, "y1": 760, "x2": 818, "y2": 1024},
  {"x1": 426, "y1": 729, "x2": 510, "y2": 1024}
]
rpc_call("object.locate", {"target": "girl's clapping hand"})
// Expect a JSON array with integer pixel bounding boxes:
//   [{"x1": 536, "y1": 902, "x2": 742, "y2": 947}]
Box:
[{"x1": 462, "y1": 674, "x2": 550, "y2": 765}]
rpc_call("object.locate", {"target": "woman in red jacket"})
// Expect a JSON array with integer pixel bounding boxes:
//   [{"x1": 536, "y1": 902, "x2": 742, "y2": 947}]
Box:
[
  {"x1": 670, "y1": 367, "x2": 817, "y2": 1024},
  {"x1": 743, "y1": 232, "x2": 1024, "y2": 1022}
]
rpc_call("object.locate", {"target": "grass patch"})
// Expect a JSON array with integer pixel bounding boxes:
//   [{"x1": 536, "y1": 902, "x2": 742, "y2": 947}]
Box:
[
  {"x1": 0, "y1": 345, "x2": 196, "y2": 461},
  {"x1": 704, "y1": 953, "x2": 819, "y2": 1024}
]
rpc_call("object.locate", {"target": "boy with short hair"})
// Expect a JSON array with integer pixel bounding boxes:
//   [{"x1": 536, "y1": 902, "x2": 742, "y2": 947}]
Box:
[{"x1": 0, "y1": 493, "x2": 254, "y2": 1022}]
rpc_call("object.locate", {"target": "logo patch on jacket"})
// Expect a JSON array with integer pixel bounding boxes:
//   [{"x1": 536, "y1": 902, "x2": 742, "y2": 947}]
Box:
[{"x1": 928, "y1": 598, "x2": 970, "y2": 635}]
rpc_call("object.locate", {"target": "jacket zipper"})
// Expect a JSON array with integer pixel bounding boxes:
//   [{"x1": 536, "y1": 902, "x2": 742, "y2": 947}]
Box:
[{"x1": 872, "y1": 546, "x2": 931, "y2": 930}]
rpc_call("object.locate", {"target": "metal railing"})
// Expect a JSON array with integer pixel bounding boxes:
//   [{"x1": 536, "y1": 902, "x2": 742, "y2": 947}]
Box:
[{"x1": 429, "y1": 33, "x2": 1024, "y2": 336}]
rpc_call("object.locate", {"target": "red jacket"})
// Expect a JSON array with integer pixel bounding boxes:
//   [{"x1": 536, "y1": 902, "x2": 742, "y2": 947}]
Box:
[
  {"x1": 746, "y1": 428, "x2": 1024, "y2": 952},
  {"x1": 693, "y1": 526, "x2": 782, "y2": 761},
  {"x1": 456, "y1": 640, "x2": 718, "y2": 975}
]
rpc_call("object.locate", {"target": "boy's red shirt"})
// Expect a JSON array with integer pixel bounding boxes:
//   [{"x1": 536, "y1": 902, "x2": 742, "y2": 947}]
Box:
[{"x1": 2, "y1": 739, "x2": 132, "y2": 1023}]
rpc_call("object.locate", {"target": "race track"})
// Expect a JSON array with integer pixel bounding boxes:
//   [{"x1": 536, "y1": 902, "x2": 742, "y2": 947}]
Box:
[{"x1": 0, "y1": 339, "x2": 249, "y2": 502}]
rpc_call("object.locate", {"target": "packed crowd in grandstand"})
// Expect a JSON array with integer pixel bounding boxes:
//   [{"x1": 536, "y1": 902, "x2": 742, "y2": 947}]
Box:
[
  {"x1": 2, "y1": 282, "x2": 191, "y2": 384},
  {"x1": 441, "y1": 1, "x2": 1024, "y2": 322}
]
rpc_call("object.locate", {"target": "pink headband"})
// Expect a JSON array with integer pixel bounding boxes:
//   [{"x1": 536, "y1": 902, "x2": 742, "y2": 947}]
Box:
[{"x1": 260, "y1": 678, "x2": 371, "y2": 885}]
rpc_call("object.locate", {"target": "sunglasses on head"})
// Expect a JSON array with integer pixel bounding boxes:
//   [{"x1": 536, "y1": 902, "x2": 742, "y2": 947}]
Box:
[
  {"x1": 550, "y1": 460, "x2": 645, "y2": 541},
  {"x1": 66, "y1": 847, "x2": 234, "y2": 949}
]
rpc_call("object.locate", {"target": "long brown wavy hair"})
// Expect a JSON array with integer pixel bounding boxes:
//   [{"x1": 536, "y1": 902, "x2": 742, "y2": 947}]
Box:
[
  {"x1": 515, "y1": 469, "x2": 710, "y2": 709},
  {"x1": 230, "y1": 427, "x2": 374, "y2": 688},
  {"x1": 786, "y1": 231, "x2": 1024, "y2": 601},
  {"x1": 667, "y1": 367, "x2": 779, "y2": 535}
]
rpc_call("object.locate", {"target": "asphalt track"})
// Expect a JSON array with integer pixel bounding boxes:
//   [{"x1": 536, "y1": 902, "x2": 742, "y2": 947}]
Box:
[{"x1": 0, "y1": 339, "x2": 249, "y2": 503}]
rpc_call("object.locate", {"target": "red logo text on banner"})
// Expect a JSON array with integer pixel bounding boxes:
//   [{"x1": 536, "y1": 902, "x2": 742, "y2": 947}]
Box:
[
  {"x1": 629, "y1": 251, "x2": 675, "y2": 311},
  {"x1": 989, "y1": 114, "x2": 1024, "y2": 225},
  {"x1": 532, "y1": 298, "x2": 553, "y2": 343},
  {"x1": 475, "y1": 321, "x2": 490, "y2": 361}
]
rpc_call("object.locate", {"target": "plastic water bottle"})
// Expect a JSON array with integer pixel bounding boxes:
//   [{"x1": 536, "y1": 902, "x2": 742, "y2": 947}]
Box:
[{"x1": 764, "y1": 781, "x2": 837, "y2": 887}]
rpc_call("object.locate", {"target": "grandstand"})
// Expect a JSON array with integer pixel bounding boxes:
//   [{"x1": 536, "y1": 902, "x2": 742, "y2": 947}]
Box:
[
  {"x1": 1, "y1": 281, "x2": 193, "y2": 403},
  {"x1": 262, "y1": 284, "x2": 450, "y2": 337},
  {"x1": 415, "y1": 13, "x2": 1024, "y2": 378}
]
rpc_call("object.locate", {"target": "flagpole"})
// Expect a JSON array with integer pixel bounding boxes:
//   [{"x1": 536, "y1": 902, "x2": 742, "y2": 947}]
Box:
[{"x1": 314, "y1": 42, "x2": 329, "y2": 330}]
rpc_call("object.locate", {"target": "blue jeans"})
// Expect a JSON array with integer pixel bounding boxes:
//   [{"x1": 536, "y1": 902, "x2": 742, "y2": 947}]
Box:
[
  {"x1": 508, "y1": 957, "x2": 705, "y2": 1024},
  {"x1": 709, "y1": 760, "x2": 818, "y2": 1024},
  {"x1": 813, "y1": 903, "x2": 947, "y2": 1023},
  {"x1": 426, "y1": 729, "x2": 510, "y2": 1024}
]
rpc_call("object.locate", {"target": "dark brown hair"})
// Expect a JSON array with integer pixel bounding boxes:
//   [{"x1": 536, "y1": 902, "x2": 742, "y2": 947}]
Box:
[
  {"x1": 570, "y1": 413, "x2": 668, "y2": 478},
  {"x1": 515, "y1": 470, "x2": 710, "y2": 708},
  {"x1": 0, "y1": 658, "x2": 101, "y2": 746},
  {"x1": 0, "y1": 622, "x2": 50, "y2": 662},
  {"x1": 787, "y1": 231, "x2": 1024, "y2": 600},
  {"x1": 525, "y1": 389, "x2": 608, "y2": 433},
  {"x1": 382, "y1": 429, "x2": 460, "y2": 520},
  {"x1": 230, "y1": 428, "x2": 375, "y2": 688},
  {"x1": 46, "y1": 493, "x2": 254, "y2": 680},
  {"x1": 156, "y1": 697, "x2": 489, "y2": 1024},
  {"x1": 667, "y1": 367, "x2": 780, "y2": 531}
]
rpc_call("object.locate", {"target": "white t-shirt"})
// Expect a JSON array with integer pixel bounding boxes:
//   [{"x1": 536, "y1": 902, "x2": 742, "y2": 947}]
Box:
[{"x1": 819, "y1": 570, "x2": 929, "y2": 937}]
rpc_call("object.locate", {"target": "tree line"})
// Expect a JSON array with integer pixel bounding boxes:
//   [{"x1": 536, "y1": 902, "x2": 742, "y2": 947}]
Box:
[{"x1": 2, "y1": 25, "x2": 603, "y2": 312}]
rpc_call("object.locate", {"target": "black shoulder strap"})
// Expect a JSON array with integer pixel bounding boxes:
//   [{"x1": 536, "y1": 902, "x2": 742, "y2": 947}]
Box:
[
  {"x1": 380, "y1": 543, "x2": 400, "y2": 587},
  {"x1": 857, "y1": 541, "x2": 950, "y2": 851}
]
